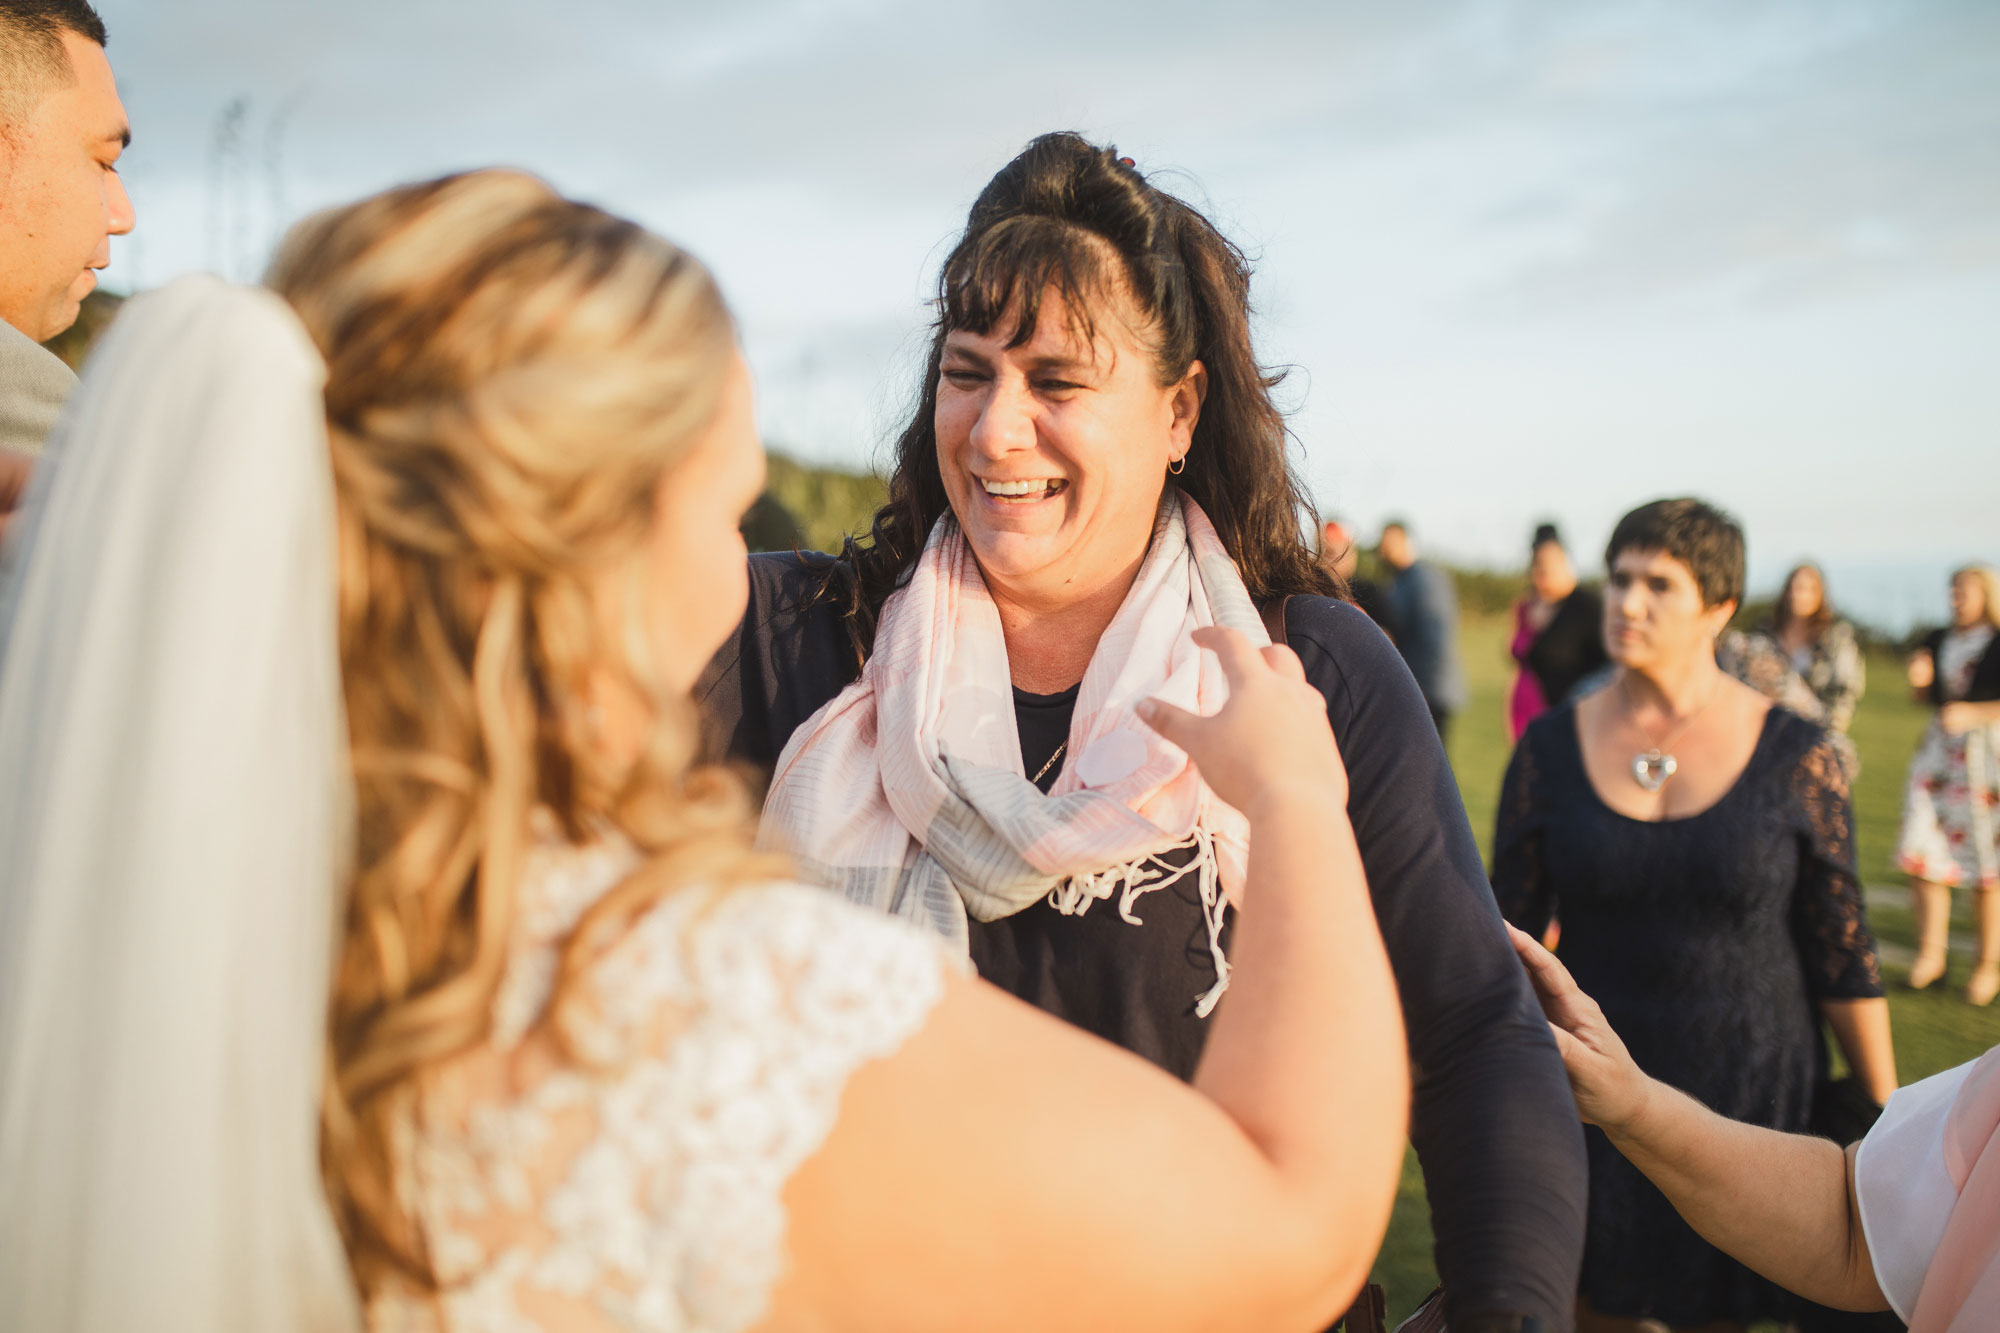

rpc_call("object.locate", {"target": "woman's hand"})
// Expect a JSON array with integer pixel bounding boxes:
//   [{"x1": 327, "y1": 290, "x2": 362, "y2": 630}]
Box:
[
  {"x1": 1140, "y1": 626, "x2": 1348, "y2": 820},
  {"x1": 1907, "y1": 648, "x2": 1935, "y2": 693},
  {"x1": 1941, "y1": 701, "x2": 1975, "y2": 734},
  {"x1": 1509, "y1": 925, "x2": 1653, "y2": 1131}
]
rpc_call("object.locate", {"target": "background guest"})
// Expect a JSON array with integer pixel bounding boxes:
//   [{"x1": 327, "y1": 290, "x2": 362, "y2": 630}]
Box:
[
  {"x1": 1718, "y1": 562, "x2": 1867, "y2": 779},
  {"x1": 1318, "y1": 514, "x2": 1392, "y2": 633},
  {"x1": 1509, "y1": 522, "x2": 1609, "y2": 742},
  {"x1": 1493, "y1": 497, "x2": 1896, "y2": 1333},
  {"x1": 0, "y1": 0, "x2": 133, "y2": 455},
  {"x1": 1379, "y1": 518, "x2": 1466, "y2": 743},
  {"x1": 1897, "y1": 564, "x2": 2000, "y2": 1004},
  {"x1": 1768, "y1": 564, "x2": 1866, "y2": 732}
]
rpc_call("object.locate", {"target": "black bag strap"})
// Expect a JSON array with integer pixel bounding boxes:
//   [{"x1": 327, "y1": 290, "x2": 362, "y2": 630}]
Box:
[{"x1": 1259, "y1": 594, "x2": 1292, "y2": 647}]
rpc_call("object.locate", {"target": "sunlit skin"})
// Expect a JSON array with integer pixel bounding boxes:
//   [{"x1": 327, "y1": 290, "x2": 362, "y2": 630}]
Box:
[
  {"x1": 1787, "y1": 567, "x2": 1825, "y2": 622},
  {"x1": 1318, "y1": 520, "x2": 1358, "y2": 582},
  {"x1": 1524, "y1": 541, "x2": 1577, "y2": 633},
  {"x1": 1377, "y1": 526, "x2": 1414, "y2": 572},
  {"x1": 1582, "y1": 547, "x2": 1764, "y2": 822},
  {"x1": 935, "y1": 284, "x2": 1205, "y2": 693},
  {"x1": 0, "y1": 32, "x2": 135, "y2": 340},
  {"x1": 589, "y1": 352, "x2": 764, "y2": 766}
]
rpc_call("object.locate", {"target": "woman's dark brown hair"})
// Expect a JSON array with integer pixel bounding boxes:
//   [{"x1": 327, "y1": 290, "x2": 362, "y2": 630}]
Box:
[
  {"x1": 825, "y1": 131, "x2": 1335, "y2": 654},
  {"x1": 1771, "y1": 562, "x2": 1834, "y2": 639}
]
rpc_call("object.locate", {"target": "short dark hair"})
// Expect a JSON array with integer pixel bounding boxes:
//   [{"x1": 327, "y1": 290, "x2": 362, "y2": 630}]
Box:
[
  {"x1": 1380, "y1": 519, "x2": 1410, "y2": 537},
  {"x1": 0, "y1": 1, "x2": 108, "y2": 126},
  {"x1": 1604, "y1": 498, "x2": 1744, "y2": 609}
]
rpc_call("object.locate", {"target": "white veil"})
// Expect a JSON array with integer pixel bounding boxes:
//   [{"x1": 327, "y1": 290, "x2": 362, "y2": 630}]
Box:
[{"x1": 0, "y1": 276, "x2": 361, "y2": 1332}]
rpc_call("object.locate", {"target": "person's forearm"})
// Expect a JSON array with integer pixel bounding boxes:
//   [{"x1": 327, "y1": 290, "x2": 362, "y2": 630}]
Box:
[
  {"x1": 1821, "y1": 997, "x2": 1897, "y2": 1104},
  {"x1": 1605, "y1": 1079, "x2": 1886, "y2": 1311},
  {"x1": 1194, "y1": 794, "x2": 1408, "y2": 1263},
  {"x1": 1954, "y1": 700, "x2": 2000, "y2": 726}
]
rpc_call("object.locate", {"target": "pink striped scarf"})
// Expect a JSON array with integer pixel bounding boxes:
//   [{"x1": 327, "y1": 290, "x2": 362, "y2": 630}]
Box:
[{"x1": 759, "y1": 492, "x2": 1264, "y2": 1015}]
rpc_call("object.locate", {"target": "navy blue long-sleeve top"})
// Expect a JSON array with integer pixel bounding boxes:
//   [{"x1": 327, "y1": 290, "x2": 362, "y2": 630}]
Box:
[{"x1": 698, "y1": 552, "x2": 1587, "y2": 1329}]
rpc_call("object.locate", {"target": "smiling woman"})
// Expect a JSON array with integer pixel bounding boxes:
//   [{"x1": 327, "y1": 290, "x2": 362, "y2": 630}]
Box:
[{"x1": 701, "y1": 130, "x2": 1590, "y2": 1332}]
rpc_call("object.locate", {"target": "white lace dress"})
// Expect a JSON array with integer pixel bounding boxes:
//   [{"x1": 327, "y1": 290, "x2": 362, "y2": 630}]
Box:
[{"x1": 368, "y1": 828, "x2": 952, "y2": 1332}]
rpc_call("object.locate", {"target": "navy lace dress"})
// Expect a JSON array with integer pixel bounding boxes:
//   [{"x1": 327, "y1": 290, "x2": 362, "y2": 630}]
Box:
[{"x1": 1492, "y1": 703, "x2": 1884, "y2": 1328}]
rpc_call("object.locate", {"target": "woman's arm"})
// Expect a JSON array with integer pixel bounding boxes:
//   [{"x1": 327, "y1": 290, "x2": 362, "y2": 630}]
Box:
[
  {"x1": 768, "y1": 630, "x2": 1409, "y2": 1333},
  {"x1": 1908, "y1": 647, "x2": 1935, "y2": 703},
  {"x1": 1941, "y1": 699, "x2": 2000, "y2": 733},
  {"x1": 1791, "y1": 733, "x2": 1896, "y2": 1099},
  {"x1": 1822, "y1": 998, "x2": 1898, "y2": 1105},
  {"x1": 1511, "y1": 927, "x2": 1890, "y2": 1312},
  {"x1": 1491, "y1": 736, "x2": 1554, "y2": 937},
  {"x1": 1822, "y1": 626, "x2": 1865, "y2": 732}
]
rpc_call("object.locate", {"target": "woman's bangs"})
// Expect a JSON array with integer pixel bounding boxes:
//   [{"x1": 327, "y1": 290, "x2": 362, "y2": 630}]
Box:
[{"x1": 941, "y1": 217, "x2": 1114, "y2": 349}]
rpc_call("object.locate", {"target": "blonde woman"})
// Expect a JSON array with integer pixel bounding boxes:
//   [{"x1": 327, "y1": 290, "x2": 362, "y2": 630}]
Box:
[
  {"x1": 1898, "y1": 564, "x2": 2000, "y2": 1004},
  {"x1": 0, "y1": 172, "x2": 1406, "y2": 1333}
]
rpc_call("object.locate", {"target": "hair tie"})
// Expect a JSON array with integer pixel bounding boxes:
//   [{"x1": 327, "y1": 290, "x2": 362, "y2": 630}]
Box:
[{"x1": 1117, "y1": 156, "x2": 1136, "y2": 169}]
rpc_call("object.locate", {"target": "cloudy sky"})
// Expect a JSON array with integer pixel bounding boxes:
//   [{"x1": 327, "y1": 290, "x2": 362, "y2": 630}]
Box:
[{"x1": 94, "y1": 0, "x2": 1998, "y2": 627}]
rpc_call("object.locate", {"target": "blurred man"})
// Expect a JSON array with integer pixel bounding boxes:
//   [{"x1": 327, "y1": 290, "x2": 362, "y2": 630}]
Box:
[
  {"x1": 1318, "y1": 515, "x2": 1393, "y2": 634},
  {"x1": 1379, "y1": 519, "x2": 1466, "y2": 744},
  {"x1": 1, "y1": 0, "x2": 131, "y2": 461}
]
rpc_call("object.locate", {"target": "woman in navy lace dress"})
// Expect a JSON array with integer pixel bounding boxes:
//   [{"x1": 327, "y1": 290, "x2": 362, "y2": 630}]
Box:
[{"x1": 1493, "y1": 499, "x2": 1896, "y2": 1333}]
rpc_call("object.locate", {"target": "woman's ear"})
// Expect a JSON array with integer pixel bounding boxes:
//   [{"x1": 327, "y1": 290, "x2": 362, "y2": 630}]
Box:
[
  {"x1": 1701, "y1": 597, "x2": 1740, "y2": 639},
  {"x1": 1170, "y1": 360, "x2": 1207, "y2": 446}
]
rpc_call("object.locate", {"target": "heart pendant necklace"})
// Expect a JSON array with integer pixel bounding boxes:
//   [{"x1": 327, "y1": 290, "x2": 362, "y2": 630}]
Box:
[
  {"x1": 1631, "y1": 750, "x2": 1678, "y2": 792},
  {"x1": 1621, "y1": 674, "x2": 1719, "y2": 793}
]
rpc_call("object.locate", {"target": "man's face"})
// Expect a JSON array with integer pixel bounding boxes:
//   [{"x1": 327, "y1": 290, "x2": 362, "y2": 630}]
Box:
[{"x1": 0, "y1": 32, "x2": 134, "y2": 341}]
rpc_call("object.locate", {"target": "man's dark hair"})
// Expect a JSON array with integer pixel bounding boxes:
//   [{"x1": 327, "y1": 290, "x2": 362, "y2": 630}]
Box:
[
  {"x1": 0, "y1": 1, "x2": 108, "y2": 126},
  {"x1": 1604, "y1": 497, "x2": 1745, "y2": 609}
]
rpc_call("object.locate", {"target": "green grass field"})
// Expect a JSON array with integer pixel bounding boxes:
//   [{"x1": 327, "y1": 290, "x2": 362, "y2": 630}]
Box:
[{"x1": 1366, "y1": 614, "x2": 2000, "y2": 1321}]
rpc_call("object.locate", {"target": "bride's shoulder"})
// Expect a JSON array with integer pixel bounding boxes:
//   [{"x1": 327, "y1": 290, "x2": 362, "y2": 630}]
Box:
[
  {"x1": 501, "y1": 821, "x2": 955, "y2": 1055},
  {"x1": 615, "y1": 879, "x2": 958, "y2": 1020}
]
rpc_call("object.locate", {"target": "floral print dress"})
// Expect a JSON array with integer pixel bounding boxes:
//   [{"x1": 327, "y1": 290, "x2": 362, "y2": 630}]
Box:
[{"x1": 1897, "y1": 626, "x2": 2000, "y2": 889}]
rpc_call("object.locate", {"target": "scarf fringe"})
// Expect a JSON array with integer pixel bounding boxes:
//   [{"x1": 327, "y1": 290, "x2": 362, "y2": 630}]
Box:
[{"x1": 1046, "y1": 825, "x2": 1234, "y2": 1017}]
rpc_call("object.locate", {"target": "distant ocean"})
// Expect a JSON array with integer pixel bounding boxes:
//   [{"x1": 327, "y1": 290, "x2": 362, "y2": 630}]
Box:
[{"x1": 1746, "y1": 555, "x2": 1983, "y2": 640}]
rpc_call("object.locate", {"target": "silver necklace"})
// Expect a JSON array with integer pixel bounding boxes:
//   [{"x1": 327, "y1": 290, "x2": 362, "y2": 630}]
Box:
[
  {"x1": 1621, "y1": 675, "x2": 1720, "y2": 793},
  {"x1": 1031, "y1": 741, "x2": 1067, "y2": 785}
]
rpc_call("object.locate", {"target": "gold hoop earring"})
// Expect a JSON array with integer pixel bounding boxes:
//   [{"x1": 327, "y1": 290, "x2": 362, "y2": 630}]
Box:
[{"x1": 1168, "y1": 455, "x2": 1186, "y2": 475}]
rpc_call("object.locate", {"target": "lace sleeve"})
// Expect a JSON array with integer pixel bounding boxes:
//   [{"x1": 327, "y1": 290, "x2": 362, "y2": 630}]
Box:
[
  {"x1": 599, "y1": 884, "x2": 950, "y2": 1331},
  {"x1": 1788, "y1": 737, "x2": 1885, "y2": 999},
  {"x1": 1490, "y1": 732, "x2": 1554, "y2": 937},
  {"x1": 1820, "y1": 623, "x2": 1866, "y2": 733},
  {"x1": 383, "y1": 876, "x2": 951, "y2": 1333}
]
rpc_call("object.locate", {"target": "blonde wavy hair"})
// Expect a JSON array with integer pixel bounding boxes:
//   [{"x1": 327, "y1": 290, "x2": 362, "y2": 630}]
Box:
[
  {"x1": 1954, "y1": 564, "x2": 2000, "y2": 631},
  {"x1": 268, "y1": 170, "x2": 784, "y2": 1292}
]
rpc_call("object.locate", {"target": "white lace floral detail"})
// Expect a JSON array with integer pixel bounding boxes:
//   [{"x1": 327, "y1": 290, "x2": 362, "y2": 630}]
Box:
[{"x1": 369, "y1": 824, "x2": 950, "y2": 1332}]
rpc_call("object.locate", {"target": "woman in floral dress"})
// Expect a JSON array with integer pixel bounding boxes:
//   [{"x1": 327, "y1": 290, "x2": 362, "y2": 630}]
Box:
[{"x1": 1897, "y1": 564, "x2": 2000, "y2": 1004}]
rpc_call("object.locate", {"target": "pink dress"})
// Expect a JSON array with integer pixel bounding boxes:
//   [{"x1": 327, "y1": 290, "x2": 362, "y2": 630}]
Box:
[
  {"x1": 1509, "y1": 601, "x2": 1549, "y2": 744},
  {"x1": 1856, "y1": 1042, "x2": 2000, "y2": 1331}
]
